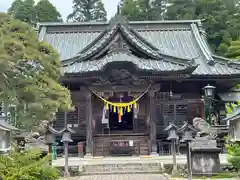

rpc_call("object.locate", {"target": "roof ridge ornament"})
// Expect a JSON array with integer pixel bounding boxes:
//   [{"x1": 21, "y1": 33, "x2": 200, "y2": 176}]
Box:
[
  {"x1": 117, "y1": 4, "x2": 121, "y2": 15},
  {"x1": 108, "y1": 4, "x2": 128, "y2": 29}
]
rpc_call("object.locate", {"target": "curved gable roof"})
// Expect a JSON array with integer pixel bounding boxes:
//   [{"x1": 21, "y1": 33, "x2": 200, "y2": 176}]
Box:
[{"x1": 37, "y1": 19, "x2": 240, "y2": 76}]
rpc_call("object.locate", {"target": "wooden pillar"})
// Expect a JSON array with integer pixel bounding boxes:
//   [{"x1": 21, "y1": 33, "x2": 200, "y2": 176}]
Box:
[
  {"x1": 64, "y1": 111, "x2": 68, "y2": 127},
  {"x1": 85, "y1": 89, "x2": 93, "y2": 156},
  {"x1": 149, "y1": 90, "x2": 158, "y2": 155}
]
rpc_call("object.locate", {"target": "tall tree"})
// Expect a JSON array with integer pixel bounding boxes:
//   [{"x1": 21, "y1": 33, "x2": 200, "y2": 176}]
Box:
[
  {"x1": 13, "y1": 0, "x2": 36, "y2": 24},
  {"x1": 0, "y1": 13, "x2": 72, "y2": 130},
  {"x1": 166, "y1": 0, "x2": 240, "y2": 54},
  {"x1": 226, "y1": 39, "x2": 240, "y2": 60},
  {"x1": 67, "y1": 0, "x2": 107, "y2": 22},
  {"x1": 35, "y1": 0, "x2": 63, "y2": 22},
  {"x1": 7, "y1": 0, "x2": 63, "y2": 25},
  {"x1": 151, "y1": 0, "x2": 168, "y2": 20},
  {"x1": 120, "y1": 0, "x2": 141, "y2": 21},
  {"x1": 166, "y1": 0, "x2": 196, "y2": 20},
  {"x1": 120, "y1": 0, "x2": 167, "y2": 21},
  {"x1": 7, "y1": 0, "x2": 23, "y2": 16}
]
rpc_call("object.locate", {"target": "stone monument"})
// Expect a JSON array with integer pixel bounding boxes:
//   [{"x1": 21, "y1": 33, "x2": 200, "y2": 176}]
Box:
[{"x1": 191, "y1": 117, "x2": 221, "y2": 176}]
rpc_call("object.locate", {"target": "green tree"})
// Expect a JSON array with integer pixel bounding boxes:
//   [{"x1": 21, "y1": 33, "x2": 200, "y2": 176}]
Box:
[
  {"x1": 226, "y1": 140, "x2": 240, "y2": 172},
  {"x1": 67, "y1": 0, "x2": 107, "y2": 22},
  {"x1": 13, "y1": 0, "x2": 36, "y2": 24},
  {"x1": 35, "y1": 0, "x2": 63, "y2": 22},
  {"x1": 120, "y1": 0, "x2": 172, "y2": 21},
  {"x1": 7, "y1": 0, "x2": 23, "y2": 16},
  {"x1": 120, "y1": 0, "x2": 141, "y2": 21},
  {"x1": 151, "y1": 0, "x2": 168, "y2": 20},
  {"x1": 7, "y1": 0, "x2": 63, "y2": 25},
  {"x1": 166, "y1": 0, "x2": 240, "y2": 54},
  {"x1": 0, "y1": 13, "x2": 72, "y2": 130},
  {"x1": 226, "y1": 39, "x2": 240, "y2": 60},
  {"x1": 166, "y1": 0, "x2": 196, "y2": 20}
]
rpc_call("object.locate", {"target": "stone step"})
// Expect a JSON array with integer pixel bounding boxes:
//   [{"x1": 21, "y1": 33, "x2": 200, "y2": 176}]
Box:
[{"x1": 81, "y1": 163, "x2": 163, "y2": 175}]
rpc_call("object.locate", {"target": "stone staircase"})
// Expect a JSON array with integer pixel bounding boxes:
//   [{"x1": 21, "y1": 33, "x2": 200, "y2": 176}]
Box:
[{"x1": 80, "y1": 162, "x2": 163, "y2": 175}]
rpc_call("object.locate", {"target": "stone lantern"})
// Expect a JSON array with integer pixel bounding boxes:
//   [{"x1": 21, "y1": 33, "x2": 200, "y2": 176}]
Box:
[
  {"x1": 164, "y1": 123, "x2": 179, "y2": 175},
  {"x1": 60, "y1": 126, "x2": 75, "y2": 177},
  {"x1": 0, "y1": 119, "x2": 18, "y2": 154},
  {"x1": 44, "y1": 126, "x2": 60, "y2": 164},
  {"x1": 178, "y1": 122, "x2": 197, "y2": 180}
]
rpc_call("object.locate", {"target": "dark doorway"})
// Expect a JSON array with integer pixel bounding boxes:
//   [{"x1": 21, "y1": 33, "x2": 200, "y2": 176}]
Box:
[{"x1": 108, "y1": 95, "x2": 134, "y2": 131}]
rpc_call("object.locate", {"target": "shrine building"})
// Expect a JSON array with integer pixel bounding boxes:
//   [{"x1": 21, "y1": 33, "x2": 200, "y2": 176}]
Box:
[{"x1": 37, "y1": 14, "x2": 240, "y2": 157}]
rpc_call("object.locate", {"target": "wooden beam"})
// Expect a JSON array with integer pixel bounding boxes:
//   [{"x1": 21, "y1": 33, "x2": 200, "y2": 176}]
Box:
[{"x1": 90, "y1": 84, "x2": 160, "y2": 93}]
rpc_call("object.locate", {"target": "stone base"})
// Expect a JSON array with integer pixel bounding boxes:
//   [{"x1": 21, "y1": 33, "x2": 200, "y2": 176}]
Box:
[
  {"x1": 84, "y1": 153, "x2": 93, "y2": 159},
  {"x1": 63, "y1": 171, "x2": 70, "y2": 177},
  {"x1": 191, "y1": 150, "x2": 221, "y2": 176},
  {"x1": 150, "y1": 152, "x2": 159, "y2": 157},
  {"x1": 171, "y1": 167, "x2": 180, "y2": 177}
]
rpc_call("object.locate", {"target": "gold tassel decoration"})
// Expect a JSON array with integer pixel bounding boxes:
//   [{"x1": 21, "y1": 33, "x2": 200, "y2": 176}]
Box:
[{"x1": 127, "y1": 106, "x2": 131, "y2": 112}]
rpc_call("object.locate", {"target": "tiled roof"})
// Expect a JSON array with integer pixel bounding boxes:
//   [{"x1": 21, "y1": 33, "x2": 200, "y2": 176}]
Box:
[
  {"x1": 37, "y1": 19, "x2": 240, "y2": 76},
  {"x1": 63, "y1": 52, "x2": 196, "y2": 74},
  {"x1": 0, "y1": 121, "x2": 18, "y2": 131},
  {"x1": 223, "y1": 108, "x2": 240, "y2": 121}
]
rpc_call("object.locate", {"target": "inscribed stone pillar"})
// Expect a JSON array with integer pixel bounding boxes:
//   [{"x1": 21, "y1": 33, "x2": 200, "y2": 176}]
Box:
[
  {"x1": 191, "y1": 136, "x2": 221, "y2": 176},
  {"x1": 149, "y1": 90, "x2": 158, "y2": 155},
  {"x1": 85, "y1": 89, "x2": 93, "y2": 156}
]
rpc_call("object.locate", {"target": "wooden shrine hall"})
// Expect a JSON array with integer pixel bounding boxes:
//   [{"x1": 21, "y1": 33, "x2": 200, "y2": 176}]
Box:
[{"x1": 37, "y1": 14, "x2": 240, "y2": 157}]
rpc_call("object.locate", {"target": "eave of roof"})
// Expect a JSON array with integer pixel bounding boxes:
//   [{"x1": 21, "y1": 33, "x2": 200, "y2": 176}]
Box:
[
  {"x1": 223, "y1": 108, "x2": 240, "y2": 121},
  {"x1": 178, "y1": 122, "x2": 198, "y2": 133},
  {"x1": 218, "y1": 91, "x2": 240, "y2": 102},
  {"x1": 63, "y1": 52, "x2": 196, "y2": 74},
  {"x1": 0, "y1": 122, "x2": 18, "y2": 131}
]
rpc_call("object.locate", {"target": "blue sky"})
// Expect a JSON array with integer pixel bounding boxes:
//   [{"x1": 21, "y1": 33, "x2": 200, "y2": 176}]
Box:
[{"x1": 0, "y1": 0, "x2": 120, "y2": 20}]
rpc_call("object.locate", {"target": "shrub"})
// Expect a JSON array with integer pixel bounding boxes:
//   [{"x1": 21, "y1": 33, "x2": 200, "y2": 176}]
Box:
[
  {"x1": 0, "y1": 149, "x2": 59, "y2": 180},
  {"x1": 226, "y1": 141, "x2": 240, "y2": 172}
]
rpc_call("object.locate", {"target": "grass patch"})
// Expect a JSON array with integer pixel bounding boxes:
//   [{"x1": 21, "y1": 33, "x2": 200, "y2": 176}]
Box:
[{"x1": 212, "y1": 172, "x2": 239, "y2": 179}]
